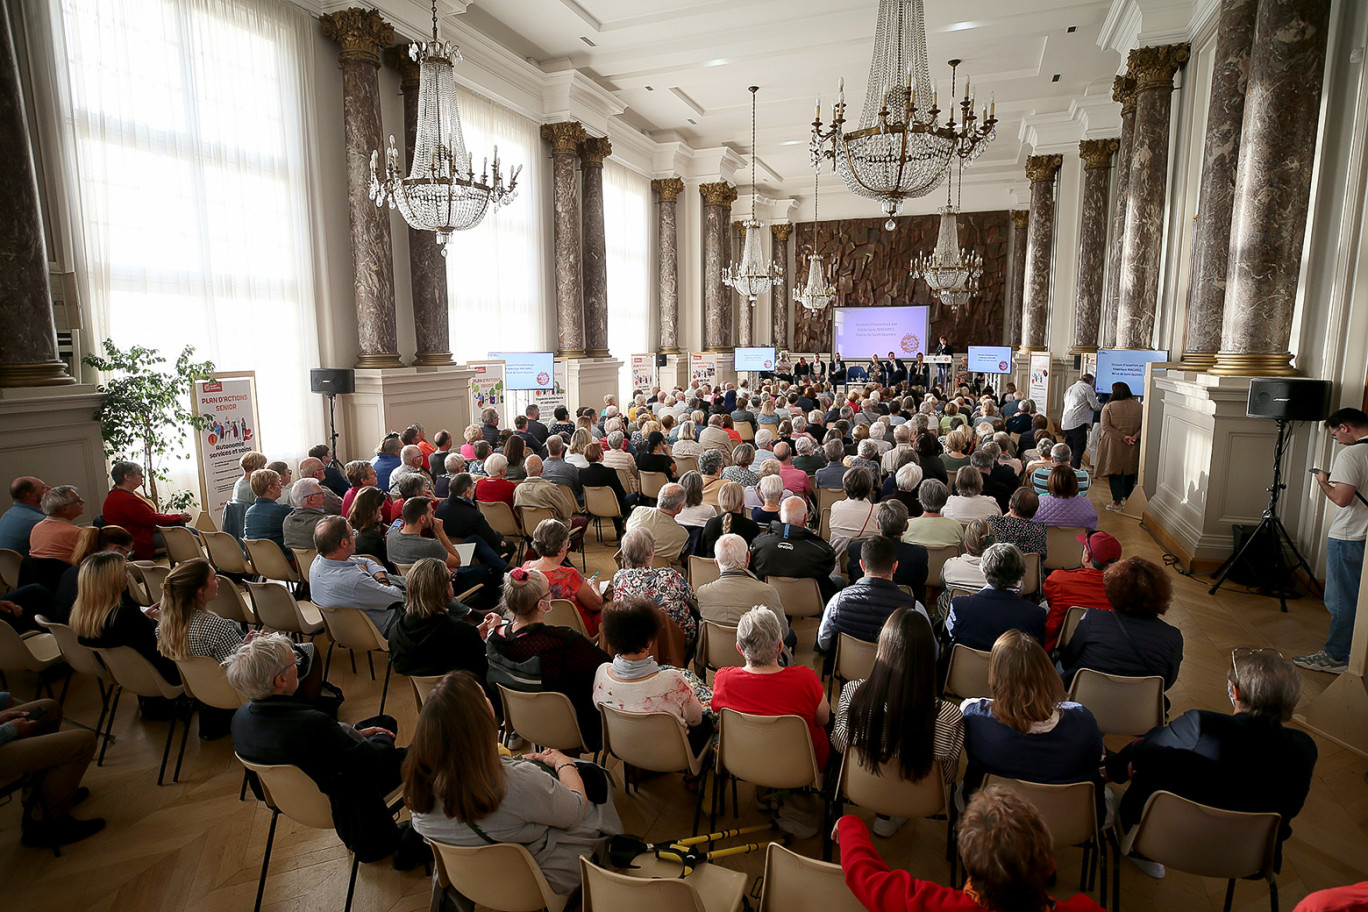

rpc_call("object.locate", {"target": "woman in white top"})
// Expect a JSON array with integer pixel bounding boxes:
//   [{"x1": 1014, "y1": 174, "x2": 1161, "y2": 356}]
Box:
[
  {"x1": 672, "y1": 421, "x2": 703, "y2": 458},
  {"x1": 674, "y1": 471, "x2": 718, "y2": 527},
  {"x1": 938, "y1": 519, "x2": 994, "y2": 618},
  {"x1": 828, "y1": 465, "x2": 878, "y2": 556},
  {"x1": 565, "y1": 428, "x2": 592, "y2": 469},
  {"x1": 943, "y1": 466, "x2": 1003, "y2": 523}
]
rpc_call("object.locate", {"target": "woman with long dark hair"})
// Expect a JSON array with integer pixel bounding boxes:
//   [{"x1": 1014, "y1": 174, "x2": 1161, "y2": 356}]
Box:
[{"x1": 347, "y1": 485, "x2": 392, "y2": 569}]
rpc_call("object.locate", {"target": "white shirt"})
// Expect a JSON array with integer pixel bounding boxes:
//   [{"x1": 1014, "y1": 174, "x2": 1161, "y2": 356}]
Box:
[
  {"x1": 1328, "y1": 439, "x2": 1368, "y2": 540},
  {"x1": 942, "y1": 494, "x2": 1002, "y2": 523},
  {"x1": 1060, "y1": 380, "x2": 1102, "y2": 431}
]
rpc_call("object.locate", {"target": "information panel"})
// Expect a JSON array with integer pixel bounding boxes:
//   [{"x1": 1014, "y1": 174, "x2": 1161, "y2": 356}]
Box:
[
  {"x1": 488, "y1": 351, "x2": 555, "y2": 390},
  {"x1": 832, "y1": 305, "x2": 930, "y2": 359},
  {"x1": 735, "y1": 346, "x2": 776, "y2": 372},
  {"x1": 193, "y1": 373, "x2": 261, "y2": 523},
  {"x1": 967, "y1": 345, "x2": 1014, "y2": 374},
  {"x1": 1096, "y1": 350, "x2": 1168, "y2": 394}
]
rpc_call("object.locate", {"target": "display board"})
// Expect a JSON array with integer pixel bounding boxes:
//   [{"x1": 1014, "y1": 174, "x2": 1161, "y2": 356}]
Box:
[
  {"x1": 530, "y1": 359, "x2": 568, "y2": 416},
  {"x1": 488, "y1": 351, "x2": 555, "y2": 390},
  {"x1": 192, "y1": 373, "x2": 261, "y2": 522},
  {"x1": 1029, "y1": 352, "x2": 1052, "y2": 406},
  {"x1": 467, "y1": 360, "x2": 507, "y2": 426},
  {"x1": 832, "y1": 305, "x2": 930, "y2": 359},
  {"x1": 630, "y1": 354, "x2": 656, "y2": 392},
  {"x1": 689, "y1": 352, "x2": 718, "y2": 386},
  {"x1": 967, "y1": 345, "x2": 1014, "y2": 374},
  {"x1": 1096, "y1": 349, "x2": 1168, "y2": 394},
  {"x1": 735, "y1": 346, "x2": 777, "y2": 372}
]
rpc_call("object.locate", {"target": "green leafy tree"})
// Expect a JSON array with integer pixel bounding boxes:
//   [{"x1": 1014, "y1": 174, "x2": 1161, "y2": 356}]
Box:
[{"x1": 83, "y1": 340, "x2": 216, "y2": 511}]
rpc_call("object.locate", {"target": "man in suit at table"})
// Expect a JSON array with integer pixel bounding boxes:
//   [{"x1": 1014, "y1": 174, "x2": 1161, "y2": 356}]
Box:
[{"x1": 829, "y1": 353, "x2": 847, "y2": 384}]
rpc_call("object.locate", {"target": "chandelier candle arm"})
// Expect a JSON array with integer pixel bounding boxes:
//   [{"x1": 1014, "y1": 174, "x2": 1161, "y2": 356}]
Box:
[{"x1": 723, "y1": 85, "x2": 783, "y2": 305}]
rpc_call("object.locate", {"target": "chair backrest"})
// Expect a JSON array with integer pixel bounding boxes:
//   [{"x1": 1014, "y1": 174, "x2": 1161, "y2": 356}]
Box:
[
  {"x1": 943, "y1": 643, "x2": 992, "y2": 699},
  {"x1": 699, "y1": 621, "x2": 746, "y2": 672},
  {"x1": 317, "y1": 604, "x2": 387, "y2": 653},
  {"x1": 1020, "y1": 550, "x2": 1042, "y2": 596},
  {"x1": 94, "y1": 645, "x2": 184, "y2": 700},
  {"x1": 736, "y1": 421, "x2": 755, "y2": 442},
  {"x1": 0, "y1": 623, "x2": 56, "y2": 672},
  {"x1": 583, "y1": 486, "x2": 622, "y2": 520},
  {"x1": 202, "y1": 529, "x2": 253, "y2": 574},
  {"x1": 580, "y1": 857, "x2": 706, "y2": 912},
  {"x1": 205, "y1": 574, "x2": 256, "y2": 626},
  {"x1": 1067, "y1": 667, "x2": 1165, "y2": 736},
  {"x1": 0, "y1": 548, "x2": 21, "y2": 590},
  {"x1": 834, "y1": 633, "x2": 877, "y2": 683},
  {"x1": 35, "y1": 615, "x2": 109, "y2": 681},
  {"x1": 767, "y1": 576, "x2": 824, "y2": 619},
  {"x1": 394, "y1": 562, "x2": 415, "y2": 575},
  {"x1": 816, "y1": 487, "x2": 846, "y2": 514},
  {"x1": 478, "y1": 500, "x2": 523, "y2": 538},
  {"x1": 982, "y1": 775, "x2": 1097, "y2": 848},
  {"x1": 1058, "y1": 605, "x2": 1088, "y2": 651},
  {"x1": 244, "y1": 581, "x2": 309, "y2": 635},
  {"x1": 130, "y1": 562, "x2": 170, "y2": 604},
  {"x1": 544, "y1": 598, "x2": 588, "y2": 637},
  {"x1": 639, "y1": 470, "x2": 670, "y2": 500},
  {"x1": 688, "y1": 554, "x2": 721, "y2": 588},
  {"x1": 244, "y1": 539, "x2": 299, "y2": 583},
  {"x1": 840, "y1": 753, "x2": 947, "y2": 821},
  {"x1": 759, "y1": 843, "x2": 866, "y2": 912},
  {"x1": 599, "y1": 704, "x2": 699, "y2": 776},
  {"x1": 717, "y1": 708, "x2": 820, "y2": 791},
  {"x1": 290, "y1": 548, "x2": 318, "y2": 577},
  {"x1": 819, "y1": 508, "x2": 832, "y2": 541},
  {"x1": 410, "y1": 673, "x2": 445, "y2": 705},
  {"x1": 614, "y1": 467, "x2": 636, "y2": 494},
  {"x1": 517, "y1": 505, "x2": 556, "y2": 538},
  {"x1": 1127, "y1": 790, "x2": 1280, "y2": 880},
  {"x1": 176, "y1": 655, "x2": 246, "y2": 711},
  {"x1": 1044, "y1": 526, "x2": 1088, "y2": 571},
  {"x1": 431, "y1": 840, "x2": 568, "y2": 912},
  {"x1": 674, "y1": 455, "x2": 699, "y2": 476},
  {"x1": 924, "y1": 544, "x2": 961, "y2": 585},
  {"x1": 156, "y1": 525, "x2": 204, "y2": 565},
  {"x1": 221, "y1": 501, "x2": 248, "y2": 541},
  {"x1": 497, "y1": 685, "x2": 589, "y2": 752},
  {"x1": 236, "y1": 755, "x2": 335, "y2": 831}
]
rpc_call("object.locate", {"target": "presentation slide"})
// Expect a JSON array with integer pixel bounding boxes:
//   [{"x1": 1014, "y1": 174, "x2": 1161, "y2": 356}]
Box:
[
  {"x1": 832, "y1": 305, "x2": 930, "y2": 360},
  {"x1": 1096, "y1": 349, "x2": 1168, "y2": 394},
  {"x1": 734, "y1": 346, "x2": 776, "y2": 372},
  {"x1": 967, "y1": 345, "x2": 1014, "y2": 373},
  {"x1": 489, "y1": 351, "x2": 555, "y2": 390}
]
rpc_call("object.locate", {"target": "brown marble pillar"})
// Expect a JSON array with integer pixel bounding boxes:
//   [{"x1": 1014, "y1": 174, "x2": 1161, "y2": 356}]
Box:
[
  {"x1": 1116, "y1": 44, "x2": 1189, "y2": 351},
  {"x1": 386, "y1": 46, "x2": 451, "y2": 366},
  {"x1": 321, "y1": 9, "x2": 402, "y2": 369},
  {"x1": 1102, "y1": 77, "x2": 1137, "y2": 351},
  {"x1": 1182, "y1": 0, "x2": 1259, "y2": 370},
  {"x1": 0, "y1": 3, "x2": 71, "y2": 387},
  {"x1": 1213, "y1": 0, "x2": 1332, "y2": 376},
  {"x1": 771, "y1": 223, "x2": 793, "y2": 348},
  {"x1": 700, "y1": 182, "x2": 737, "y2": 351},
  {"x1": 1073, "y1": 139, "x2": 1120, "y2": 353},
  {"x1": 734, "y1": 221, "x2": 753, "y2": 348},
  {"x1": 540, "y1": 122, "x2": 588, "y2": 358},
  {"x1": 1006, "y1": 211, "x2": 1029, "y2": 347},
  {"x1": 651, "y1": 178, "x2": 685, "y2": 354},
  {"x1": 1019, "y1": 155, "x2": 1063, "y2": 353},
  {"x1": 579, "y1": 137, "x2": 612, "y2": 359}
]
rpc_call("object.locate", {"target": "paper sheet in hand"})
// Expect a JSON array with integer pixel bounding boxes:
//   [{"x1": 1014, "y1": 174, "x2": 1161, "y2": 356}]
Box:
[{"x1": 454, "y1": 543, "x2": 476, "y2": 564}]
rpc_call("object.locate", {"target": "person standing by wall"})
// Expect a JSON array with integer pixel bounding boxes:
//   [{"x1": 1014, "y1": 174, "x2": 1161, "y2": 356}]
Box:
[{"x1": 1060, "y1": 374, "x2": 1102, "y2": 470}]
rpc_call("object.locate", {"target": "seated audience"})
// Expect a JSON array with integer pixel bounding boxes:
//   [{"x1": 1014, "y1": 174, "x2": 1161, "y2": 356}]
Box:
[
  {"x1": 579, "y1": 442, "x2": 634, "y2": 538},
  {"x1": 635, "y1": 431, "x2": 676, "y2": 482},
  {"x1": 282, "y1": 478, "x2": 329, "y2": 551},
  {"x1": 52, "y1": 525, "x2": 134, "y2": 622},
  {"x1": 502, "y1": 435, "x2": 529, "y2": 482},
  {"x1": 243, "y1": 468, "x2": 293, "y2": 551},
  {"x1": 435, "y1": 473, "x2": 514, "y2": 573},
  {"x1": 882, "y1": 460, "x2": 923, "y2": 517},
  {"x1": 1042, "y1": 530, "x2": 1122, "y2": 650},
  {"x1": 387, "y1": 496, "x2": 486, "y2": 595},
  {"x1": 946, "y1": 544, "x2": 1046, "y2": 649},
  {"x1": 829, "y1": 466, "x2": 878, "y2": 557},
  {"x1": 371, "y1": 434, "x2": 404, "y2": 491},
  {"x1": 1061, "y1": 557, "x2": 1184, "y2": 689},
  {"x1": 475, "y1": 454, "x2": 517, "y2": 507},
  {"x1": 347, "y1": 486, "x2": 392, "y2": 570},
  {"x1": 943, "y1": 466, "x2": 1003, "y2": 523},
  {"x1": 818, "y1": 536, "x2": 929, "y2": 655},
  {"x1": 309, "y1": 515, "x2": 404, "y2": 634},
  {"x1": 602, "y1": 430, "x2": 640, "y2": 494},
  {"x1": 1034, "y1": 465, "x2": 1099, "y2": 530},
  {"x1": 846, "y1": 500, "x2": 929, "y2": 603},
  {"x1": 674, "y1": 471, "x2": 716, "y2": 528},
  {"x1": 0, "y1": 692, "x2": 103, "y2": 848},
  {"x1": 751, "y1": 497, "x2": 839, "y2": 601},
  {"x1": 697, "y1": 450, "x2": 727, "y2": 507},
  {"x1": 938, "y1": 519, "x2": 993, "y2": 614},
  {"x1": 611, "y1": 529, "x2": 696, "y2": 647},
  {"x1": 623, "y1": 483, "x2": 689, "y2": 565},
  {"x1": 0, "y1": 476, "x2": 49, "y2": 555},
  {"x1": 233, "y1": 452, "x2": 266, "y2": 504},
  {"x1": 696, "y1": 533, "x2": 791, "y2": 650},
  {"x1": 514, "y1": 455, "x2": 586, "y2": 546},
  {"x1": 699, "y1": 481, "x2": 761, "y2": 557},
  {"x1": 539, "y1": 436, "x2": 582, "y2": 502},
  {"x1": 386, "y1": 558, "x2": 501, "y2": 686},
  {"x1": 900, "y1": 479, "x2": 965, "y2": 550},
  {"x1": 815, "y1": 439, "x2": 849, "y2": 489},
  {"x1": 297, "y1": 457, "x2": 343, "y2": 514},
  {"x1": 27, "y1": 485, "x2": 85, "y2": 565},
  {"x1": 1031, "y1": 443, "x2": 1092, "y2": 497},
  {"x1": 101, "y1": 461, "x2": 191, "y2": 561},
  {"x1": 388, "y1": 445, "x2": 430, "y2": 496},
  {"x1": 522, "y1": 519, "x2": 604, "y2": 636},
  {"x1": 750, "y1": 474, "x2": 786, "y2": 525},
  {"x1": 972, "y1": 446, "x2": 1017, "y2": 513},
  {"x1": 341, "y1": 460, "x2": 397, "y2": 525},
  {"x1": 988, "y1": 488, "x2": 1047, "y2": 557}
]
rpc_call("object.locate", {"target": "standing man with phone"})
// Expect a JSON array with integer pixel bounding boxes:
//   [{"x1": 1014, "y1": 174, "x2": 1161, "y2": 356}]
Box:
[
  {"x1": 1060, "y1": 374, "x2": 1103, "y2": 470},
  {"x1": 1295, "y1": 408, "x2": 1368, "y2": 675}
]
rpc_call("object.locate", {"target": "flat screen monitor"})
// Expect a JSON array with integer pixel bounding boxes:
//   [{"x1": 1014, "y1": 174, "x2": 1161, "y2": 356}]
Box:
[
  {"x1": 489, "y1": 351, "x2": 555, "y2": 390},
  {"x1": 967, "y1": 345, "x2": 1014, "y2": 374},
  {"x1": 734, "y1": 346, "x2": 776, "y2": 372},
  {"x1": 1095, "y1": 349, "x2": 1168, "y2": 395},
  {"x1": 832, "y1": 305, "x2": 930, "y2": 360}
]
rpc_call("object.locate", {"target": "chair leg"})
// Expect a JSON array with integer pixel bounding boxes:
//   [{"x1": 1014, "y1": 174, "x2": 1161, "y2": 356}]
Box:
[
  {"x1": 1098, "y1": 836, "x2": 1108, "y2": 909},
  {"x1": 98, "y1": 685, "x2": 123, "y2": 766},
  {"x1": 691, "y1": 767, "x2": 706, "y2": 837},
  {"x1": 378, "y1": 657, "x2": 392, "y2": 715},
  {"x1": 1268, "y1": 875, "x2": 1278, "y2": 912},
  {"x1": 366, "y1": 650, "x2": 375, "y2": 681},
  {"x1": 157, "y1": 713, "x2": 178, "y2": 786},
  {"x1": 324, "y1": 641, "x2": 335, "y2": 680},
  {"x1": 253, "y1": 808, "x2": 279, "y2": 912},
  {"x1": 344, "y1": 853, "x2": 360, "y2": 912},
  {"x1": 349, "y1": 649, "x2": 357, "y2": 675},
  {"x1": 1224, "y1": 878, "x2": 1237, "y2": 912},
  {"x1": 92, "y1": 681, "x2": 112, "y2": 757},
  {"x1": 1111, "y1": 831, "x2": 1121, "y2": 912},
  {"x1": 172, "y1": 702, "x2": 195, "y2": 783},
  {"x1": 240, "y1": 769, "x2": 250, "y2": 802}
]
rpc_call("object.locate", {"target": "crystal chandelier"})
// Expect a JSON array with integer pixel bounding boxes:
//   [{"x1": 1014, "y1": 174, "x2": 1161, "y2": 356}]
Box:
[
  {"x1": 794, "y1": 166, "x2": 837, "y2": 313},
  {"x1": 811, "y1": 0, "x2": 997, "y2": 230},
  {"x1": 369, "y1": 0, "x2": 520, "y2": 253},
  {"x1": 723, "y1": 86, "x2": 783, "y2": 305},
  {"x1": 910, "y1": 157, "x2": 982, "y2": 309}
]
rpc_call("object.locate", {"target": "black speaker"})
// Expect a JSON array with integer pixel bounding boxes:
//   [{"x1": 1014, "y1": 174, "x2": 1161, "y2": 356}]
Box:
[
  {"x1": 1246, "y1": 378, "x2": 1331, "y2": 421},
  {"x1": 655, "y1": 353, "x2": 667, "y2": 367},
  {"x1": 310, "y1": 368, "x2": 355, "y2": 395}
]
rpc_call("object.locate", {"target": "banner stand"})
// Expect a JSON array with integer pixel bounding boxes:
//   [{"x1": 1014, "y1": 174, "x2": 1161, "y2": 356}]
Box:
[{"x1": 192, "y1": 372, "x2": 261, "y2": 528}]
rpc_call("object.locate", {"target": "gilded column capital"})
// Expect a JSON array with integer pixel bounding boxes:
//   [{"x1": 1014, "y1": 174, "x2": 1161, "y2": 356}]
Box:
[
  {"x1": 321, "y1": 8, "x2": 394, "y2": 67},
  {"x1": 652, "y1": 177, "x2": 685, "y2": 202},
  {"x1": 540, "y1": 121, "x2": 587, "y2": 155},
  {"x1": 1011, "y1": 209, "x2": 1030, "y2": 229},
  {"x1": 1079, "y1": 138, "x2": 1120, "y2": 170},
  {"x1": 733, "y1": 220, "x2": 748, "y2": 238},
  {"x1": 1112, "y1": 75, "x2": 1139, "y2": 115},
  {"x1": 579, "y1": 136, "x2": 612, "y2": 167},
  {"x1": 771, "y1": 223, "x2": 793, "y2": 242},
  {"x1": 699, "y1": 181, "x2": 737, "y2": 207},
  {"x1": 1025, "y1": 154, "x2": 1063, "y2": 182},
  {"x1": 383, "y1": 45, "x2": 421, "y2": 89},
  {"x1": 1127, "y1": 43, "x2": 1191, "y2": 92}
]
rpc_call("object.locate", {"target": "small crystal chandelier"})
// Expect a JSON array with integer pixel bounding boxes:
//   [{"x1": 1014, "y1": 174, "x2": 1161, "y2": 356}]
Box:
[
  {"x1": 723, "y1": 86, "x2": 783, "y2": 306},
  {"x1": 794, "y1": 166, "x2": 837, "y2": 313},
  {"x1": 369, "y1": 0, "x2": 520, "y2": 253},
  {"x1": 910, "y1": 156, "x2": 982, "y2": 309},
  {"x1": 811, "y1": 0, "x2": 997, "y2": 231}
]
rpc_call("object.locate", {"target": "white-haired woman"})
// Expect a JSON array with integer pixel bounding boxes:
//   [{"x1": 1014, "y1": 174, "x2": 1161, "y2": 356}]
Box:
[
  {"x1": 611, "y1": 529, "x2": 697, "y2": 646},
  {"x1": 673, "y1": 421, "x2": 703, "y2": 458}
]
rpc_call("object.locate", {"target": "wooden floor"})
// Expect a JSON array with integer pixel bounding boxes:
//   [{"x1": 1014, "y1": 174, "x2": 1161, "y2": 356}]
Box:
[{"x1": 4, "y1": 486, "x2": 1366, "y2": 912}]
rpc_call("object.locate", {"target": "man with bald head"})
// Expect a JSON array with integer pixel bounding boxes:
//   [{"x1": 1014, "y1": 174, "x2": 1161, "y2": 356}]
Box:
[
  {"x1": 773, "y1": 441, "x2": 812, "y2": 499},
  {"x1": 0, "y1": 476, "x2": 49, "y2": 555},
  {"x1": 623, "y1": 482, "x2": 689, "y2": 564},
  {"x1": 513, "y1": 455, "x2": 582, "y2": 532},
  {"x1": 749, "y1": 496, "x2": 840, "y2": 600},
  {"x1": 297, "y1": 457, "x2": 342, "y2": 514}
]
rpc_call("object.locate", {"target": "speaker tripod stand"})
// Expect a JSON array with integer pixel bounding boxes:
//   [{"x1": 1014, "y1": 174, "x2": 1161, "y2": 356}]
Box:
[{"x1": 1208, "y1": 418, "x2": 1323, "y2": 612}]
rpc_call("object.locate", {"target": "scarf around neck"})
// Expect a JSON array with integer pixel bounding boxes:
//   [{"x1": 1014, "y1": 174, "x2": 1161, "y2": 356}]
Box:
[{"x1": 611, "y1": 654, "x2": 660, "y2": 680}]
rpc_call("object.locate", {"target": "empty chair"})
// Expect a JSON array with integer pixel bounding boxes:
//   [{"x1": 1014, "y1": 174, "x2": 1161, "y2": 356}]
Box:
[
  {"x1": 317, "y1": 605, "x2": 393, "y2": 713},
  {"x1": 583, "y1": 486, "x2": 623, "y2": 542},
  {"x1": 157, "y1": 525, "x2": 204, "y2": 566},
  {"x1": 758, "y1": 843, "x2": 866, "y2": 912},
  {"x1": 639, "y1": 470, "x2": 670, "y2": 501},
  {"x1": 1044, "y1": 526, "x2": 1089, "y2": 571},
  {"x1": 580, "y1": 855, "x2": 747, "y2": 912},
  {"x1": 599, "y1": 705, "x2": 712, "y2": 834},
  {"x1": 543, "y1": 598, "x2": 588, "y2": 637},
  {"x1": 518, "y1": 505, "x2": 585, "y2": 570},
  {"x1": 34, "y1": 615, "x2": 115, "y2": 757},
  {"x1": 497, "y1": 685, "x2": 592, "y2": 754},
  {"x1": 243, "y1": 539, "x2": 301, "y2": 585},
  {"x1": 176, "y1": 655, "x2": 248, "y2": 790},
  {"x1": 201, "y1": 529, "x2": 254, "y2": 576},
  {"x1": 0, "y1": 621, "x2": 67, "y2": 701},
  {"x1": 92, "y1": 645, "x2": 187, "y2": 784},
  {"x1": 478, "y1": 501, "x2": 526, "y2": 559},
  {"x1": 204, "y1": 574, "x2": 257, "y2": 627},
  {"x1": 428, "y1": 839, "x2": 572, "y2": 912},
  {"x1": 943, "y1": 643, "x2": 992, "y2": 700},
  {"x1": 688, "y1": 555, "x2": 720, "y2": 588},
  {"x1": 827, "y1": 753, "x2": 953, "y2": 870},
  {"x1": 985, "y1": 775, "x2": 1111, "y2": 906},
  {"x1": 1067, "y1": 668, "x2": 1165, "y2": 737},
  {"x1": 714, "y1": 708, "x2": 821, "y2": 821},
  {"x1": 245, "y1": 581, "x2": 323, "y2": 641}
]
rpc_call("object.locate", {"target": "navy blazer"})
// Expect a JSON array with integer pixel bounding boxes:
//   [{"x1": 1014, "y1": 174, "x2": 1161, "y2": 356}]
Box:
[{"x1": 946, "y1": 586, "x2": 1046, "y2": 650}]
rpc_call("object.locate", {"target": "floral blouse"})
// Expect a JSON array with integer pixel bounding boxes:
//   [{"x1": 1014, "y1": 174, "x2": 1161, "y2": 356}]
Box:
[{"x1": 611, "y1": 567, "x2": 697, "y2": 645}]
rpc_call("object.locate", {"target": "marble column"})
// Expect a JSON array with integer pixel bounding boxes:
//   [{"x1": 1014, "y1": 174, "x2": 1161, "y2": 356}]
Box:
[
  {"x1": 1019, "y1": 154, "x2": 1062, "y2": 353},
  {"x1": 699, "y1": 182, "x2": 737, "y2": 351},
  {"x1": 771, "y1": 223, "x2": 793, "y2": 348},
  {"x1": 385, "y1": 46, "x2": 451, "y2": 366},
  {"x1": 1212, "y1": 0, "x2": 1332, "y2": 376},
  {"x1": 1102, "y1": 76, "x2": 1138, "y2": 351},
  {"x1": 733, "y1": 221, "x2": 753, "y2": 348},
  {"x1": 1006, "y1": 211, "x2": 1029, "y2": 347},
  {"x1": 579, "y1": 136, "x2": 612, "y2": 359},
  {"x1": 1183, "y1": 0, "x2": 1259, "y2": 370},
  {"x1": 0, "y1": 3, "x2": 71, "y2": 387},
  {"x1": 1116, "y1": 44, "x2": 1190, "y2": 351},
  {"x1": 651, "y1": 177, "x2": 685, "y2": 354},
  {"x1": 540, "y1": 121, "x2": 588, "y2": 358},
  {"x1": 1073, "y1": 139, "x2": 1120, "y2": 353},
  {"x1": 729, "y1": 220, "x2": 744, "y2": 350},
  {"x1": 321, "y1": 9, "x2": 402, "y2": 369}
]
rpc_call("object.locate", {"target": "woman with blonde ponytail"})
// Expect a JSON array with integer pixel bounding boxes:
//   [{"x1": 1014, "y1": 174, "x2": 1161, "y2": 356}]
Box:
[{"x1": 698, "y1": 481, "x2": 760, "y2": 558}]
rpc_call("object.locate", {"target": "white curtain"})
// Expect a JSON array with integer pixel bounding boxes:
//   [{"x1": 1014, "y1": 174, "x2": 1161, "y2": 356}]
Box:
[
  {"x1": 603, "y1": 161, "x2": 651, "y2": 396},
  {"x1": 50, "y1": 0, "x2": 324, "y2": 495},
  {"x1": 442, "y1": 90, "x2": 547, "y2": 363}
]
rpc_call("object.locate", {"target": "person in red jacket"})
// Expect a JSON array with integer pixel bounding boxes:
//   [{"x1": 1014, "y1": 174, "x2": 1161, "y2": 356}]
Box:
[
  {"x1": 1042, "y1": 530, "x2": 1121, "y2": 651},
  {"x1": 100, "y1": 461, "x2": 190, "y2": 560},
  {"x1": 835, "y1": 785, "x2": 1104, "y2": 912},
  {"x1": 474, "y1": 454, "x2": 518, "y2": 507}
]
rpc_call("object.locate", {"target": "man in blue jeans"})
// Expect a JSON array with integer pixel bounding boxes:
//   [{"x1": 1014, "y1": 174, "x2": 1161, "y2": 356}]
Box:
[{"x1": 1295, "y1": 408, "x2": 1368, "y2": 675}]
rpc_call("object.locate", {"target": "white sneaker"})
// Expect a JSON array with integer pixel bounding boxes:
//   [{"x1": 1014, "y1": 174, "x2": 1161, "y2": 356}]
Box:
[
  {"x1": 872, "y1": 815, "x2": 909, "y2": 838},
  {"x1": 1105, "y1": 502, "x2": 1124, "y2": 512},
  {"x1": 1126, "y1": 852, "x2": 1166, "y2": 879},
  {"x1": 1293, "y1": 651, "x2": 1349, "y2": 674}
]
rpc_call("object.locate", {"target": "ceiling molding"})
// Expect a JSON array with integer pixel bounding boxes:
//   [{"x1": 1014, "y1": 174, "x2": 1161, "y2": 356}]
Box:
[
  {"x1": 686, "y1": 146, "x2": 746, "y2": 184},
  {"x1": 541, "y1": 65, "x2": 628, "y2": 134},
  {"x1": 1019, "y1": 110, "x2": 1085, "y2": 156}
]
